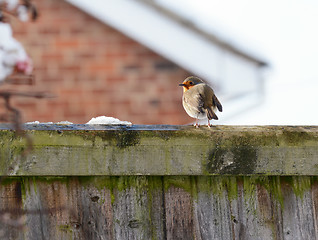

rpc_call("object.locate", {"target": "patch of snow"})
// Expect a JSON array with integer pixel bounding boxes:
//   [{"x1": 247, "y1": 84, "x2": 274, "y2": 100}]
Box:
[
  {"x1": 86, "y1": 116, "x2": 132, "y2": 126},
  {"x1": 25, "y1": 121, "x2": 53, "y2": 124},
  {"x1": 56, "y1": 121, "x2": 74, "y2": 125},
  {"x1": 25, "y1": 121, "x2": 40, "y2": 124}
]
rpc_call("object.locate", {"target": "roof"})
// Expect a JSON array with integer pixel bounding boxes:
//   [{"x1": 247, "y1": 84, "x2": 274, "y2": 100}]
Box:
[
  {"x1": 139, "y1": 0, "x2": 268, "y2": 67},
  {"x1": 66, "y1": 0, "x2": 268, "y2": 81}
]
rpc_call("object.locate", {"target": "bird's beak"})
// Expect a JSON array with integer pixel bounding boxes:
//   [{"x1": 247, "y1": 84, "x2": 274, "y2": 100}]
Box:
[{"x1": 179, "y1": 83, "x2": 186, "y2": 87}]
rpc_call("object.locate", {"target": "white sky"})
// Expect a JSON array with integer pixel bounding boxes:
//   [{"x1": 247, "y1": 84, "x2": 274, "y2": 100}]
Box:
[{"x1": 158, "y1": 0, "x2": 318, "y2": 125}]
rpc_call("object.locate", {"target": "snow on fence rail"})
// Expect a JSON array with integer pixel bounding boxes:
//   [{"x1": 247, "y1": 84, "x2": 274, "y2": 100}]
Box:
[{"x1": 0, "y1": 124, "x2": 318, "y2": 239}]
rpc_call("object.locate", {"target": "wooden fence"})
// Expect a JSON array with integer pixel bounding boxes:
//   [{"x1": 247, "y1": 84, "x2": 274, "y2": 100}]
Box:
[{"x1": 0, "y1": 124, "x2": 317, "y2": 239}]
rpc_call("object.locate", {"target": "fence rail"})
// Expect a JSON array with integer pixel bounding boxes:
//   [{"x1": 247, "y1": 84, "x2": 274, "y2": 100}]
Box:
[{"x1": 0, "y1": 124, "x2": 317, "y2": 239}]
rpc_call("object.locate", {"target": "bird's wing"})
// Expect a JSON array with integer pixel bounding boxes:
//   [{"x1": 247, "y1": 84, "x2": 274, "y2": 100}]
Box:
[
  {"x1": 183, "y1": 90, "x2": 205, "y2": 110},
  {"x1": 206, "y1": 107, "x2": 218, "y2": 120},
  {"x1": 184, "y1": 85, "x2": 220, "y2": 120},
  {"x1": 212, "y1": 95, "x2": 223, "y2": 112}
]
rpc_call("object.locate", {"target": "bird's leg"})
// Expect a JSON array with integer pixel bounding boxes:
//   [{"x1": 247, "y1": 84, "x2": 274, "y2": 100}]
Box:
[
  {"x1": 194, "y1": 118, "x2": 200, "y2": 128},
  {"x1": 208, "y1": 120, "x2": 211, "y2": 128}
]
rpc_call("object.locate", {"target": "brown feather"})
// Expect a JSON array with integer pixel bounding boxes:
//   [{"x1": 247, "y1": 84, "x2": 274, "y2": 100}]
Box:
[
  {"x1": 206, "y1": 107, "x2": 218, "y2": 120},
  {"x1": 212, "y1": 95, "x2": 223, "y2": 112}
]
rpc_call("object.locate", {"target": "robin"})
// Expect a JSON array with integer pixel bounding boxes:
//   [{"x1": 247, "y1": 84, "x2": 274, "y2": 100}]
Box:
[{"x1": 179, "y1": 76, "x2": 222, "y2": 128}]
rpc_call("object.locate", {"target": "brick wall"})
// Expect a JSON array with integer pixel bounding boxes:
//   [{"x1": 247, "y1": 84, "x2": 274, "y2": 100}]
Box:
[{"x1": 2, "y1": 0, "x2": 192, "y2": 124}]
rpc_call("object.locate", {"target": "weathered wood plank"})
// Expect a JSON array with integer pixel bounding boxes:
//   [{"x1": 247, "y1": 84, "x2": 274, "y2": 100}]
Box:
[
  {"x1": 281, "y1": 177, "x2": 316, "y2": 240},
  {"x1": 0, "y1": 180, "x2": 24, "y2": 240},
  {"x1": 164, "y1": 186, "x2": 194, "y2": 239},
  {"x1": 256, "y1": 183, "x2": 284, "y2": 240},
  {"x1": 193, "y1": 176, "x2": 234, "y2": 240},
  {"x1": 1, "y1": 125, "x2": 318, "y2": 239},
  {"x1": 0, "y1": 125, "x2": 318, "y2": 176},
  {"x1": 23, "y1": 179, "x2": 75, "y2": 240},
  {"x1": 147, "y1": 177, "x2": 166, "y2": 240},
  {"x1": 230, "y1": 178, "x2": 276, "y2": 240},
  {"x1": 111, "y1": 176, "x2": 153, "y2": 240},
  {"x1": 76, "y1": 181, "x2": 114, "y2": 240},
  {"x1": 21, "y1": 178, "x2": 116, "y2": 240},
  {"x1": 1, "y1": 177, "x2": 318, "y2": 239},
  {"x1": 311, "y1": 181, "x2": 318, "y2": 238}
]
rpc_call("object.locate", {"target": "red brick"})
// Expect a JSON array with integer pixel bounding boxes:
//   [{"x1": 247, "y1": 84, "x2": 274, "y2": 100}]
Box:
[
  {"x1": 5, "y1": 0, "x2": 191, "y2": 124},
  {"x1": 54, "y1": 39, "x2": 80, "y2": 48},
  {"x1": 41, "y1": 53, "x2": 64, "y2": 61}
]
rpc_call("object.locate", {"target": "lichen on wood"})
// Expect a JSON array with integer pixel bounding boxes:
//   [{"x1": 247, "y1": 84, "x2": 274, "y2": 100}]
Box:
[
  {"x1": 0, "y1": 125, "x2": 317, "y2": 176},
  {"x1": 0, "y1": 125, "x2": 317, "y2": 239}
]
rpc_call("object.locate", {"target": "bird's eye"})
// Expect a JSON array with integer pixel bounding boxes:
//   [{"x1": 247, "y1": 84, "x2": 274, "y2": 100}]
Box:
[{"x1": 189, "y1": 81, "x2": 193, "y2": 85}]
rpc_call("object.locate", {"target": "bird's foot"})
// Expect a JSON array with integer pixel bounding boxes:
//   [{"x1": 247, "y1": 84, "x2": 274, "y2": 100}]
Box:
[
  {"x1": 194, "y1": 119, "x2": 200, "y2": 128},
  {"x1": 207, "y1": 121, "x2": 211, "y2": 128}
]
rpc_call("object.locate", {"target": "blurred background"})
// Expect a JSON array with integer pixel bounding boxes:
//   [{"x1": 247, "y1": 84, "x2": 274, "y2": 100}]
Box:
[{"x1": 5, "y1": 0, "x2": 318, "y2": 125}]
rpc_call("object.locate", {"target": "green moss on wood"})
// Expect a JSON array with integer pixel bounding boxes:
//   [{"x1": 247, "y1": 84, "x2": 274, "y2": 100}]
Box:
[
  {"x1": 1, "y1": 126, "x2": 318, "y2": 176},
  {"x1": 34, "y1": 176, "x2": 70, "y2": 184},
  {"x1": 281, "y1": 176, "x2": 312, "y2": 199},
  {"x1": 164, "y1": 176, "x2": 194, "y2": 194},
  {"x1": 1, "y1": 175, "x2": 316, "y2": 215},
  {"x1": 114, "y1": 131, "x2": 140, "y2": 148},
  {"x1": 59, "y1": 224, "x2": 73, "y2": 233},
  {"x1": 208, "y1": 176, "x2": 239, "y2": 201},
  {"x1": 257, "y1": 176, "x2": 284, "y2": 208},
  {"x1": 206, "y1": 146, "x2": 257, "y2": 175},
  {"x1": 280, "y1": 129, "x2": 317, "y2": 146},
  {"x1": 0, "y1": 176, "x2": 22, "y2": 185}
]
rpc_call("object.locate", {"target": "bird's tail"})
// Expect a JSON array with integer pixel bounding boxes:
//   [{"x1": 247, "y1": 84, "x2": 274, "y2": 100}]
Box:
[{"x1": 206, "y1": 108, "x2": 218, "y2": 120}]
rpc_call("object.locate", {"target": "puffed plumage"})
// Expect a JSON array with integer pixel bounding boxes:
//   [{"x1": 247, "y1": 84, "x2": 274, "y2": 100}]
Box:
[{"x1": 179, "y1": 76, "x2": 222, "y2": 127}]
